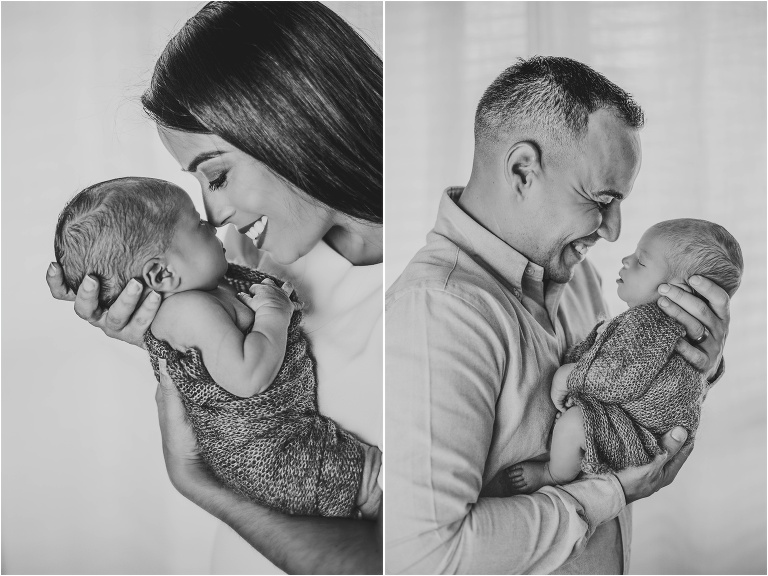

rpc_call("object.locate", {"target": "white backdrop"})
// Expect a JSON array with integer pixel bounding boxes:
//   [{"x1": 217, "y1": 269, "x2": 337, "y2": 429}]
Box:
[
  {"x1": 1, "y1": 2, "x2": 382, "y2": 574},
  {"x1": 385, "y1": 2, "x2": 766, "y2": 574}
]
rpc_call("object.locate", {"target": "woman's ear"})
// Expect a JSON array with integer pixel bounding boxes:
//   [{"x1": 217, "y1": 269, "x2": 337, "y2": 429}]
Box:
[
  {"x1": 504, "y1": 141, "x2": 541, "y2": 199},
  {"x1": 142, "y1": 258, "x2": 180, "y2": 293}
]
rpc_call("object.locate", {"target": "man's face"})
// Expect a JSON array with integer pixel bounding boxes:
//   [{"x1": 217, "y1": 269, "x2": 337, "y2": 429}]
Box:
[{"x1": 525, "y1": 109, "x2": 642, "y2": 283}]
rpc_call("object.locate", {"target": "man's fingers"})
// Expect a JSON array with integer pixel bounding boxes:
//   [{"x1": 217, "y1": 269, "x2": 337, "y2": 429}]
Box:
[
  {"x1": 73, "y1": 275, "x2": 104, "y2": 322},
  {"x1": 661, "y1": 427, "x2": 693, "y2": 487},
  {"x1": 103, "y1": 279, "x2": 144, "y2": 330},
  {"x1": 674, "y1": 339, "x2": 711, "y2": 371},
  {"x1": 688, "y1": 275, "x2": 730, "y2": 321},
  {"x1": 47, "y1": 262, "x2": 76, "y2": 301},
  {"x1": 659, "y1": 426, "x2": 688, "y2": 459}
]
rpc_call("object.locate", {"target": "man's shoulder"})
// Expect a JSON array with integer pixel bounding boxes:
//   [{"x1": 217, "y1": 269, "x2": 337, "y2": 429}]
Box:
[{"x1": 386, "y1": 237, "x2": 520, "y2": 335}]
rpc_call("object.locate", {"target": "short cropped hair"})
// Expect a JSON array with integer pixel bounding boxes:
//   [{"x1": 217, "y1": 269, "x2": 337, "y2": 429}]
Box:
[
  {"x1": 475, "y1": 56, "x2": 644, "y2": 164},
  {"x1": 54, "y1": 177, "x2": 187, "y2": 308},
  {"x1": 651, "y1": 219, "x2": 744, "y2": 297}
]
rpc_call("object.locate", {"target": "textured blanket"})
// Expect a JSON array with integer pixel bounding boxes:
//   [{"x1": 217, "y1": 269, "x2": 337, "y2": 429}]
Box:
[
  {"x1": 565, "y1": 303, "x2": 707, "y2": 474},
  {"x1": 145, "y1": 263, "x2": 364, "y2": 517}
]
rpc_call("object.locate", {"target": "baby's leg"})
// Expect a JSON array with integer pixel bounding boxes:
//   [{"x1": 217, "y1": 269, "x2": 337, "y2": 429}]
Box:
[
  {"x1": 355, "y1": 444, "x2": 382, "y2": 519},
  {"x1": 485, "y1": 407, "x2": 586, "y2": 496}
]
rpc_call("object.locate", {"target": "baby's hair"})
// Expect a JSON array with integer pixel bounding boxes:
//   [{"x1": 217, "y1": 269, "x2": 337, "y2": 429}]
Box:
[
  {"x1": 54, "y1": 177, "x2": 188, "y2": 308},
  {"x1": 651, "y1": 218, "x2": 744, "y2": 297}
]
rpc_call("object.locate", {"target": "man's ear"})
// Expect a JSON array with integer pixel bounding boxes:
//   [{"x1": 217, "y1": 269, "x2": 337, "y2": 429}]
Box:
[
  {"x1": 142, "y1": 258, "x2": 179, "y2": 293},
  {"x1": 504, "y1": 141, "x2": 541, "y2": 198}
]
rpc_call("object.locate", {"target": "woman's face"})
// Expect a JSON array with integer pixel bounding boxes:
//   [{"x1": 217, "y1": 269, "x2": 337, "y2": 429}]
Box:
[{"x1": 158, "y1": 127, "x2": 336, "y2": 265}]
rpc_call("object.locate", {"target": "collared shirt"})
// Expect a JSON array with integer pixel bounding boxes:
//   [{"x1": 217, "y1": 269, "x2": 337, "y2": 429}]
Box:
[{"x1": 386, "y1": 188, "x2": 630, "y2": 574}]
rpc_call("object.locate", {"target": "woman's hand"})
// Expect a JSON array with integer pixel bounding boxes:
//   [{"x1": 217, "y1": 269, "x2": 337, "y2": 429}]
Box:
[
  {"x1": 657, "y1": 275, "x2": 730, "y2": 380},
  {"x1": 155, "y1": 359, "x2": 214, "y2": 499},
  {"x1": 615, "y1": 427, "x2": 692, "y2": 504},
  {"x1": 46, "y1": 262, "x2": 160, "y2": 348}
]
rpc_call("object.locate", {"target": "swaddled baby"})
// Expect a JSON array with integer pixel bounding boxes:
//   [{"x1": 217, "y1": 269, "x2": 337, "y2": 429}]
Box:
[
  {"x1": 54, "y1": 177, "x2": 381, "y2": 518},
  {"x1": 485, "y1": 218, "x2": 742, "y2": 495}
]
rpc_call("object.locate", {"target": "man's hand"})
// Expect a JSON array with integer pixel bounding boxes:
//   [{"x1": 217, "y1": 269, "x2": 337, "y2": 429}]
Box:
[
  {"x1": 46, "y1": 262, "x2": 160, "y2": 348},
  {"x1": 614, "y1": 427, "x2": 692, "y2": 504},
  {"x1": 657, "y1": 275, "x2": 730, "y2": 380}
]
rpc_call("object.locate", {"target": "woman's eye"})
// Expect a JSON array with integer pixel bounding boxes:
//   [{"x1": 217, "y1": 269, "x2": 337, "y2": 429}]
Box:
[{"x1": 208, "y1": 172, "x2": 227, "y2": 192}]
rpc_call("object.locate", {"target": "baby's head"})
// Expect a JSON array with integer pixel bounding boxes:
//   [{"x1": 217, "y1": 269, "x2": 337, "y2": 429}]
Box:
[
  {"x1": 54, "y1": 177, "x2": 228, "y2": 308},
  {"x1": 617, "y1": 218, "x2": 743, "y2": 308}
]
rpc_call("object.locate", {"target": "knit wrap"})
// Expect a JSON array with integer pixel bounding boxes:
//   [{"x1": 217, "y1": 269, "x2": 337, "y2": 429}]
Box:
[
  {"x1": 145, "y1": 263, "x2": 364, "y2": 517},
  {"x1": 565, "y1": 303, "x2": 706, "y2": 474}
]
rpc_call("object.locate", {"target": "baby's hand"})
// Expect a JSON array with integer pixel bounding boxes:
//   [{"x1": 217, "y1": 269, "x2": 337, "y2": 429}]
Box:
[
  {"x1": 551, "y1": 363, "x2": 577, "y2": 414},
  {"x1": 237, "y1": 279, "x2": 303, "y2": 317}
]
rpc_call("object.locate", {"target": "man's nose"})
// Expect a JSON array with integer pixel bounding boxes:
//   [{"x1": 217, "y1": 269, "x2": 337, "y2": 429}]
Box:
[{"x1": 597, "y1": 203, "x2": 621, "y2": 242}]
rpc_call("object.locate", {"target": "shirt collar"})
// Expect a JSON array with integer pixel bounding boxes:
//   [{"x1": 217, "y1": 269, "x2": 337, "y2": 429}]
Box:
[{"x1": 432, "y1": 187, "x2": 567, "y2": 329}]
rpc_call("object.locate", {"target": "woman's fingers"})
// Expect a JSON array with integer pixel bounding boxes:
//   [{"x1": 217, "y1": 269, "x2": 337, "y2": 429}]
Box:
[
  {"x1": 101, "y1": 279, "x2": 144, "y2": 331},
  {"x1": 73, "y1": 275, "x2": 104, "y2": 322},
  {"x1": 46, "y1": 262, "x2": 75, "y2": 301}
]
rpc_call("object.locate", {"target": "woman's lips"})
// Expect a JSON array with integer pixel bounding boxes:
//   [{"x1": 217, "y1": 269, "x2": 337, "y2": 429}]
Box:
[{"x1": 240, "y1": 216, "x2": 268, "y2": 241}]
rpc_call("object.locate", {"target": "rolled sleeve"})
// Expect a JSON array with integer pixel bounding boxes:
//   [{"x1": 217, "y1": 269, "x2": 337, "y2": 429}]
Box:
[{"x1": 385, "y1": 288, "x2": 624, "y2": 574}]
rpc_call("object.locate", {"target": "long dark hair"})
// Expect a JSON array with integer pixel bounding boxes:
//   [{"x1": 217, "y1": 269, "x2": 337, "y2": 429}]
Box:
[{"x1": 142, "y1": 1, "x2": 382, "y2": 224}]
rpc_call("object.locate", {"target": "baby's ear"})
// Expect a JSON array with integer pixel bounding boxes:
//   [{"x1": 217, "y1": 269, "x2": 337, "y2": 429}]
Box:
[{"x1": 142, "y1": 258, "x2": 179, "y2": 292}]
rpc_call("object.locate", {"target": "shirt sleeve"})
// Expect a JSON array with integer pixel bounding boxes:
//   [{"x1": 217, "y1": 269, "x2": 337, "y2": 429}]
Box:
[{"x1": 385, "y1": 288, "x2": 625, "y2": 575}]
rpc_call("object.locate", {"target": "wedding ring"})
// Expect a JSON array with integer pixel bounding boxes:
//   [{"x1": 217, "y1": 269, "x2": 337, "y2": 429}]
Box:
[{"x1": 691, "y1": 328, "x2": 709, "y2": 344}]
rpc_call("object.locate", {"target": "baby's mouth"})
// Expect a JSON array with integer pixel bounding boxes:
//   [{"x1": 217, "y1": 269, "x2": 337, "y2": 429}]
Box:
[{"x1": 240, "y1": 216, "x2": 268, "y2": 242}]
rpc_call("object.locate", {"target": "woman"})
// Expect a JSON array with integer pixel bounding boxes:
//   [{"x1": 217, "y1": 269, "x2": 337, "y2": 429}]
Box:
[{"x1": 47, "y1": 2, "x2": 382, "y2": 573}]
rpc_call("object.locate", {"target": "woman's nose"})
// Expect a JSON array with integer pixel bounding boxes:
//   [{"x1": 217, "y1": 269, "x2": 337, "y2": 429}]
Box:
[{"x1": 202, "y1": 194, "x2": 226, "y2": 227}]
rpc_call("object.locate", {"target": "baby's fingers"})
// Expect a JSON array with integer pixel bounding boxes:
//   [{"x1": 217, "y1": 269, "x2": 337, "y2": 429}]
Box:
[{"x1": 281, "y1": 281, "x2": 294, "y2": 298}]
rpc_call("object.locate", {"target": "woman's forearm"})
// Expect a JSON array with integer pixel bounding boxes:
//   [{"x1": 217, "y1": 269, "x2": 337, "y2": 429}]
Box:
[{"x1": 172, "y1": 458, "x2": 382, "y2": 574}]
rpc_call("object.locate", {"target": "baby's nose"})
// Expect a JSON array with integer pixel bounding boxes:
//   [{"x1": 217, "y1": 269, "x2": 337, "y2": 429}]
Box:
[{"x1": 621, "y1": 256, "x2": 630, "y2": 267}]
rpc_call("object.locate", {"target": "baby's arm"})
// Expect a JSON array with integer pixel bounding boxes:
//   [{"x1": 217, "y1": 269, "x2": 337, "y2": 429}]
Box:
[
  {"x1": 151, "y1": 281, "x2": 295, "y2": 397},
  {"x1": 551, "y1": 362, "x2": 577, "y2": 413}
]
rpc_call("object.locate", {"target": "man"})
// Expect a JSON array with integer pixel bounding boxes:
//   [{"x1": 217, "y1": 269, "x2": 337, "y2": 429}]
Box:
[{"x1": 385, "y1": 57, "x2": 730, "y2": 574}]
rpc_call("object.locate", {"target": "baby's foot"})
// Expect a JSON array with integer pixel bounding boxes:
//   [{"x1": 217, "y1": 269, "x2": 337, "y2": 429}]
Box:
[{"x1": 501, "y1": 461, "x2": 555, "y2": 495}]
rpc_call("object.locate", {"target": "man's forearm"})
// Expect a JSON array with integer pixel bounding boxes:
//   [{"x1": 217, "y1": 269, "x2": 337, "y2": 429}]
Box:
[{"x1": 177, "y1": 463, "x2": 382, "y2": 574}]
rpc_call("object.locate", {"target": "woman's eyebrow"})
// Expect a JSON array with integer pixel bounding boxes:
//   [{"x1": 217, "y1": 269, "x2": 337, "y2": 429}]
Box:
[{"x1": 183, "y1": 151, "x2": 224, "y2": 173}]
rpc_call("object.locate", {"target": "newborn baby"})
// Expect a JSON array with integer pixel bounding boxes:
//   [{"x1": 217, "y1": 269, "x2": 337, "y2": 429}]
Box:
[
  {"x1": 485, "y1": 218, "x2": 742, "y2": 495},
  {"x1": 54, "y1": 177, "x2": 381, "y2": 518}
]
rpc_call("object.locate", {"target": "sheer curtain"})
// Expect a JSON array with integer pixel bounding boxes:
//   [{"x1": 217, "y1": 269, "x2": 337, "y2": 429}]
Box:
[
  {"x1": 385, "y1": 2, "x2": 766, "y2": 574},
  {"x1": 1, "y1": 2, "x2": 381, "y2": 573}
]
